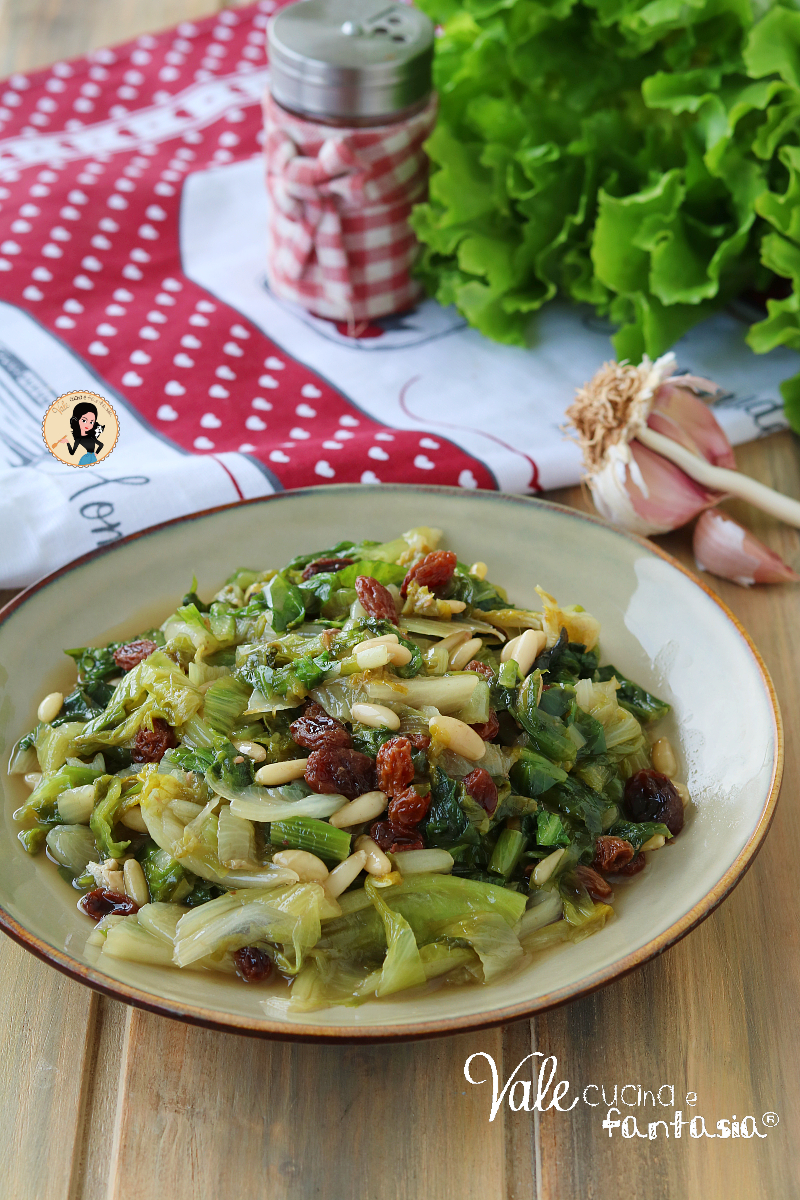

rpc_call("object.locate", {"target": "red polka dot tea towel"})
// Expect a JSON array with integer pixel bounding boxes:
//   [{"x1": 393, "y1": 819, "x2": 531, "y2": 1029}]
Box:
[{"x1": 0, "y1": 2, "x2": 788, "y2": 587}]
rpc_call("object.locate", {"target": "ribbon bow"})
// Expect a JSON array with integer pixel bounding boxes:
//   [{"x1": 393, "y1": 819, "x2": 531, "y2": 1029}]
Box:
[{"x1": 266, "y1": 129, "x2": 369, "y2": 303}]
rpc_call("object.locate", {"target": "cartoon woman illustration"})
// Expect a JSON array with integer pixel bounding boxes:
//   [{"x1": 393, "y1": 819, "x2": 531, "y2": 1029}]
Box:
[{"x1": 52, "y1": 400, "x2": 104, "y2": 465}]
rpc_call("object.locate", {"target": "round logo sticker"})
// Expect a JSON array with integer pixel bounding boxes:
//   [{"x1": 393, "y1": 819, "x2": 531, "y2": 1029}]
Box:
[{"x1": 42, "y1": 390, "x2": 119, "y2": 467}]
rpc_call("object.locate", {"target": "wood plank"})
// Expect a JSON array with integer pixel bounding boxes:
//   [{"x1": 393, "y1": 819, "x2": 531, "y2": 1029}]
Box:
[
  {"x1": 105, "y1": 1010, "x2": 511, "y2": 1200},
  {"x1": 535, "y1": 430, "x2": 800, "y2": 1200},
  {"x1": 501, "y1": 1021, "x2": 538, "y2": 1200},
  {"x1": 0, "y1": 935, "x2": 94, "y2": 1200},
  {"x1": 68, "y1": 998, "x2": 130, "y2": 1200},
  {"x1": 0, "y1": 0, "x2": 226, "y2": 77}
]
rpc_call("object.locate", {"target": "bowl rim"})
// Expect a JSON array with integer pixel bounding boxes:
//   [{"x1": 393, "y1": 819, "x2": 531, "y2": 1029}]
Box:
[{"x1": 0, "y1": 483, "x2": 783, "y2": 1042}]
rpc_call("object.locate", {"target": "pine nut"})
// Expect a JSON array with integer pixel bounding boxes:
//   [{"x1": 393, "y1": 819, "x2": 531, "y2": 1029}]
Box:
[
  {"x1": 532, "y1": 848, "x2": 565, "y2": 886},
  {"x1": 355, "y1": 645, "x2": 390, "y2": 670},
  {"x1": 120, "y1": 805, "x2": 148, "y2": 832},
  {"x1": 443, "y1": 600, "x2": 467, "y2": 613},
  {"x1": 450, "y1": 637, "x2": 482, "y2": 671},
  {"x1": 272, "y1": 849, "x2": 329, "y2": 882},
  {"x1": 255, "y1": 758, "x2": 309, "y2": 786},
  {"x1": 651, "y1": 737, "x2": 678, "y2": 778},
  {"x1": 501, "y1": 634, "x2": 522, "y2": 663},
  {"x1": 324, "y1": 850, "x2": 367, "y2": 897},
  {"x1": 436, "y1": 628, "x2": 471, "y2": 655},
  {"x1": 506, "y1": 629, "x2": 546, "y2": 676},
  {"x1": 429, "y1": 713, "x2": 486, "y2": 760},
  {"x1": 329, "y1": 790, "x2": 388, "y2": 828},
  {"x1": 232, "y1": 739, "x2": 267, "y2": 763},
  {"x1": 352, "y1": 633, "x2": 399, "y2": 654},
  {"x1": 640, "y1": 834, "x2": 666, "y2": 852},
  {"x1": 470, "y1": 561, "x2": 488, "y2": 580},
  {"x1": 673, "y1": 780, "x2": 691, "y2": 807},
  {"x1": 385, "y1": 643, "x2": 412, "y2": 667},
  {"x1": 354, "y1": 835, "x2": 392, "y2": 876},
  {"x1": 37, "y1": 691, "x2": 63, "y2": 724},
  {"x1": 123, "y1": 858, "x2": 150, "y2": 907},
  {"x1": 24, "y1": 772, "x2": 42, "y2": 790},
  {"x1": 350, "y1": 703, "x2": 400, "y2": 731},
  {"x1": 106, "y1": 869, "x2": 125, "y2": 894}
]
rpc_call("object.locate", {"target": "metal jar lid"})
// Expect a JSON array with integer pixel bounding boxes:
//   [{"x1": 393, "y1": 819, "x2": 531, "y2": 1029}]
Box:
[{"x1": 267, "y1": 0, "x2": 435, "y2": 123}]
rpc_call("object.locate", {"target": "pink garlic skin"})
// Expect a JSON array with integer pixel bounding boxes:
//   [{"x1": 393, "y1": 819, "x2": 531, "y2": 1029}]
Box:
[
  {"x1": 626, "y1": 440, "x2": 721, "y2": 533},
  {"x1": 622, "y1": 381, "x2": 735, "y2": 533},
  {"x1": 648, "y1": 379, "x2": 737, "y2": 469},
  {"x1": 693, "y1": 510, "x2": 800, "y2": 586}
]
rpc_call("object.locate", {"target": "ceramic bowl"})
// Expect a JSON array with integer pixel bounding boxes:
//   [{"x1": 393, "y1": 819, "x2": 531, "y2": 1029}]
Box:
[{"x1": 0, "y1": 486, "x2": 782, "y2": 1040}]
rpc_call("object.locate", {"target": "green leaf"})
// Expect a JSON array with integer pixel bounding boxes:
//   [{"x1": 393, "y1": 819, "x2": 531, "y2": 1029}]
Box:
[
  {"x1": 139, "y1": 842, "x2": 185, "y2": 902},
  {"x1": 780, "y1": 369, "x2": 800, "y2": 435},
  {"x1": 744, "y1": 6, "x2": 800, "y2": 88},
  {"x1": 509, "y1": 748, "x2": 568, "y2": 796},
  {"x1": 594, "y1": 665, "x2": 670, "y2": 722},
  {"x1": 756, "y1": 145, "x2": 800, "y2": 244},
  {"x1": 608, "y1": 819, "x2": 672, "y2": 850},
  {"x1": 423, "y1": 766, "x2": 480, "y2": 856},
  {"x1": 264, "y1": 574, "x2": 306, "y2": 633},
  {"x1": 365, "y1": 878, "x2": 426, "y2": 996},
  {"x1": 90, "y1": 776, "x2": 129, "y2": 860}
]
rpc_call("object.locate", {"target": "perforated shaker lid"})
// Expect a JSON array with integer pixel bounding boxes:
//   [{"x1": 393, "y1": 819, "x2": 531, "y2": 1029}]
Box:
[{"x1": 268, "y1": 0, "x2": 435, "y2": 122}]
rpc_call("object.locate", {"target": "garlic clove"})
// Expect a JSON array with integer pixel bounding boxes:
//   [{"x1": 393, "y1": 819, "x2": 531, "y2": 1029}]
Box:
[
  {"x1": 569, "y1": 355, "x2": 800, "y2": 538},
  {"x1": 648, "y1": 380, "x2": 737, "y2": 470},
  {"x1": 623, "y1": 441, "x2": 724, "y2": 535},
  {"x1": 570, "y1": 354, "x2": 728, "y2": 535},
  {"x1": 693, "y1": 510, "x2": 800, "y2": 586}
]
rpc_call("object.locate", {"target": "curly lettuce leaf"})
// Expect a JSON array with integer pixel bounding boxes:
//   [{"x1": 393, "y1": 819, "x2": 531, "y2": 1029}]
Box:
[{"x1": 411, "y1": 0, "x2": 800, "y2": 424}]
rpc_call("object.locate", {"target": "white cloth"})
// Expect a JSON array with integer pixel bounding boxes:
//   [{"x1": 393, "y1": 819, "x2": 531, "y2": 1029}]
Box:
[{"x1": 1, "y1": 129, "x2": 797, "y2": 588}]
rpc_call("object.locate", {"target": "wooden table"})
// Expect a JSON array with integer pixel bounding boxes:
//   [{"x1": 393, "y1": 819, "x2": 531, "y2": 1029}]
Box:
[{"x1": 2, "y1": 4, "x2": 799, "y2": 1196}]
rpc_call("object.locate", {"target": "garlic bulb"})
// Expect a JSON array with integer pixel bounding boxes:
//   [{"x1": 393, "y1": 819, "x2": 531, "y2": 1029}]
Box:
[
  {"x1": 693, "y1": 511, "x2": 799, "y2": 586},
  {"x1": 565, "y1": 353, "x2": 732, "y2": 535}
]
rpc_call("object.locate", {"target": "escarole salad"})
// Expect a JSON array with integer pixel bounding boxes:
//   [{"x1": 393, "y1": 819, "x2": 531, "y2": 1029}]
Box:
[{"x1": 10, "y1": 528, "x2": 689, "y2": 1011}]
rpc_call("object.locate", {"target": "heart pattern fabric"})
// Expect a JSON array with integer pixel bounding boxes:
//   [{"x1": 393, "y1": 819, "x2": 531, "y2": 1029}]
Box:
[{"x1": 0, "y1": 0, "x2": 532, "y2": 592}]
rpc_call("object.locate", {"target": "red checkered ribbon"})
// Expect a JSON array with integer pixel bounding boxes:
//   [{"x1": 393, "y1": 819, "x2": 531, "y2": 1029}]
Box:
[{"x1": 263, "y1": 91, "x2": 437, "y2": 323}]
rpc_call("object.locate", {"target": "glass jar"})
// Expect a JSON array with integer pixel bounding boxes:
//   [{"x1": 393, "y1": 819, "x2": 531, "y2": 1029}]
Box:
[{"x1": 263, "y1": 0, "x2": 437, "y2": 326}]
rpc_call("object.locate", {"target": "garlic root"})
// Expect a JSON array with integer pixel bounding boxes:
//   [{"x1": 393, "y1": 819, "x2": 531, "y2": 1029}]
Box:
[{"x1": 638, "y1": 426, "x2": 800, "y2": 530}]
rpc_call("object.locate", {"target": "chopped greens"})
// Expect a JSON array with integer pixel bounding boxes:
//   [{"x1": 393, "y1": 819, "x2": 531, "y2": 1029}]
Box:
[{"x1": 11, "y1": 526, "x2": 685, "y2": 1010}]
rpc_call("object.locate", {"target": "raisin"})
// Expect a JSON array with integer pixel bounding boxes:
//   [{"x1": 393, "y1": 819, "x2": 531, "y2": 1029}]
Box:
[
  {"x1": 79, "y1": 888, "x2": 139, "y2": 921},
  {"x1": 405, "y1": 731, "x2": 431, "y2": 751},
  {"x1": 301, "y1": 556, "x2": 354, "y2": 581},
  {"x1": 376, "y1": 736, "x2": 415, "y2": 797},
  {"x1": 290, "y1": 701, "x2": 352, "y2": 750},
  {"x1": 305, "y1": 747, "x2": 377, "y2": 799},
  {"x1": 462, "y1": 767, "x2": 498, "y2": 815},
  {"x1": 354, "y1": 575, "x2": 398, "y2": 622},
  {"x1": 400, "y1": 550, "x2": 457, "y2": 598},
  {"x1": 131, "y1": 718, "x2": 177, "y2": 763},
  {"x1": 370, "y1": 820, "x2": 425, "y2": 854},
  {"x1": 387, "y1": 786, "x2": 431, "y2": 827},
  {"x1": 233, "y1": 946, "x2": 273, "y2": 983},
  {"x1": 592, "y1": 836, "x2": 635, "y2": 874},
  {"x1": 616, "y1": 853, "x2": 647, "y2": 877},
  {"x1": 574, "y1": 864, "x2": 613, "y2": 901},
  {"x1": 113, "y1": 639, "x2": 157, "y2": 672},
  {"x1": 471, "y1": 710, "x2": 500, "y2": 741},
  {"x1": 623, "y1": 769, "x2": 684, "y2": 836},
  {"x1": 467, "y1": 660, "x2": 495, "y2": 682}
]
